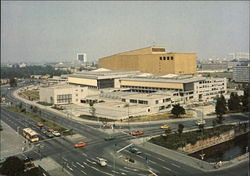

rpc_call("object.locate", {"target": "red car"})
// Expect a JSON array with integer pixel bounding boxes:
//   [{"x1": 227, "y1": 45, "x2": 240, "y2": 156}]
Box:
[
  {"x1": 36, "y1": 122, "x2": 44, "y2": 127},
  {"x1": 131, "y1": 130, "x2": 144, "y2": 136},
  {"x1": 74, "y1": 142, "x2": 88, "y2": 148}
]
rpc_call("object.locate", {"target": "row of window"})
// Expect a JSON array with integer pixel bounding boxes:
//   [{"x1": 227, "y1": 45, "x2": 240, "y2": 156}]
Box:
[
  {"x1": 57, "y1": 94, "x2": 72, "y2": 103},
  {"x1": 159, "y1": 56, "x2": 174, "y2": 61}
]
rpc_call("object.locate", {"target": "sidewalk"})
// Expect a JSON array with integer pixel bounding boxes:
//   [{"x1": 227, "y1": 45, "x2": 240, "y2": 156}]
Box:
[
  {"x1": 0, "y1": 121, "x2": 33, "y2": 158},
  {"x1": 34, "y1": 157, "x2": 72, "y2": 176}
]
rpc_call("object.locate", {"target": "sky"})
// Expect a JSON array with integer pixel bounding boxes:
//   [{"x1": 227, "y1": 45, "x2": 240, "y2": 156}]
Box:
[{"x1": 1, "y1": 1, "x2": 249, "y2": 64}]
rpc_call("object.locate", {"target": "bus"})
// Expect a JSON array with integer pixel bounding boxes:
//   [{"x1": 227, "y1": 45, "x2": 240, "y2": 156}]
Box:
[{"x1": 23, "y1": 128, "x2": 39, "y2": 142}]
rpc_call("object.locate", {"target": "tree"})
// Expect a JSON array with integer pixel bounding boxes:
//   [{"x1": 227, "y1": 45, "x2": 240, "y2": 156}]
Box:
[
  {"x1": 89, "y1": 100, "x2": 96, "y2": 117},
  {"x1": 228, "y1": 92, "x2": 241, "y2": 111},
  {"x1": 9, "y1": 77, "x2": 17, "y2": 87},
  {"x1": 178, "y1": 124, "x2": 184, "y2": 136},
  {"x1": 0, "y1": 156, "x2": 25, "y2": 176},
  {"x1": 165, "y1": 128, "x2": 172, "y2": 136},
  {"x1": 215, "y1": 95, "x2": 227, "y2": 123},
  {"x1": 171, "y1": 104, "x2": 185, "y2": 118},
  {"x1": 241, "y1": 85, "x2": 250, "y2": 112}
]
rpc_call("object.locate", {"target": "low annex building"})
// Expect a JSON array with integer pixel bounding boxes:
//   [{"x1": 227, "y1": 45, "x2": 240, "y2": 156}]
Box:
[
  {"x1": 39, "y1": 84, "x2": 88, "y2": 105},
  {"x1": 99, "y1": 46, "x2": 197, "y2": 75}
]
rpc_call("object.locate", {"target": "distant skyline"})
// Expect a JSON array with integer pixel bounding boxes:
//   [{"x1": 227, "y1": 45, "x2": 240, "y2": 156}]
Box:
[{"x1": 1, "y1": 1, "x2": 249, "y2": 64}]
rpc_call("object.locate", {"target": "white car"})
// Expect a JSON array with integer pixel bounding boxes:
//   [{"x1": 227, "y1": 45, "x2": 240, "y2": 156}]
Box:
[
  {"x1": 196, "y1": 120, "x2": 206, "y2": 126},
  {"x1": 52, "y1": 131, "x2": 61, "y2": 137},
  {"x1": 97, "y1": 158, "x2": 107, "y2": 167}
]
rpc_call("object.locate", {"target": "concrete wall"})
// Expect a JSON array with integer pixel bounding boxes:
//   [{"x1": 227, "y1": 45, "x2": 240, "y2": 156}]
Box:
[{"x1": 68, "y1": 77, "x2": 97, "y2": 87}]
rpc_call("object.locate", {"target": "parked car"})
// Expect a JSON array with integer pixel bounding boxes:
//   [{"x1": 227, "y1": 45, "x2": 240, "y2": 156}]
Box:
[
  {"x1": 131, "y1": 130, "x2": 144, "y2": 136},
  {"x1": 74, "y1": 142, "x2": 88, "y2": 148},
  {"x1": 160, "y1": 124, "x2": 169, "y2": 129},
  {"x1": 104, "y1": 135, "x2": 115, "y2": 141},
  {"x1": 36, "y1": 122, "x2": 44, "y2": 127},
  {"x1": 195, "y1": 120, "x2": 206, "y2": 126},
  {"x1": 52, "y1": 131, "x2": 61, "y2": 137},
  {"x1": 128, "y1": 147, "x2": 142, "y2": 155},
  {"x1": 47, "y1": 128, "x2": 54, "y2": 132},
  {"x1": 96, "y1": 157, "x2": 107, "y2": 167},
  {"x1": 41, "y1": 128, "x2": 47, "y2": 134},
  {"x1": 45, "y1": 132, "x2": 54, "y2": 138}
]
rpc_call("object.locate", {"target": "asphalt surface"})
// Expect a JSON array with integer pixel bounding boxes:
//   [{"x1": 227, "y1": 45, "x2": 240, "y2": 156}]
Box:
[{"x1": 1, "y1": 83, "x2": 249, "y2": 176}]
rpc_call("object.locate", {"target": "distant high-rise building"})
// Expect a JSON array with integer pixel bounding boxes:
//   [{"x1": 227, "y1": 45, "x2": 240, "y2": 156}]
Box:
[{"x1": 77, "y1": 53, "x2": 87, "y2": 63}]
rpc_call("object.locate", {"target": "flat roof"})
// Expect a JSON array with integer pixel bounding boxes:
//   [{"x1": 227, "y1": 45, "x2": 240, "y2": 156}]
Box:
[
  {"x1": 41, "y1": 84, "x2": 80, "y2": 89},
  {"x1": 120, "y1": 76, "x2": 206, "y2": 84},
  {"x1": 121, "y1": 93, "x2": 170, "y2": 99}
]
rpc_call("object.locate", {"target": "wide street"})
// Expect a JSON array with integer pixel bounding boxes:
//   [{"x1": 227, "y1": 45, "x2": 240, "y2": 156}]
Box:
[{"x1": 1, "y1": 84, "x2": 249, "y2": 176}]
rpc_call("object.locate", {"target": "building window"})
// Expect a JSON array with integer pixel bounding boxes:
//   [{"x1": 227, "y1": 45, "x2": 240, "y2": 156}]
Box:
[
  {"x1": 163, "y1": 57, "x2": 166, "y2": 60},
  {"x1": 167, "y1": 57, "x2": 170, "y2": 60},
  {"x1": 160, "y1": 57, "x2": 162, "y2": 60},
  {"x1": 155, "y1": 100, "x2": 159, "y2": 104},
  {"x1": 130, "y1": 99, "x2": 137, "y2": 103},
  {"x1": 122, "y1": 99, "x2": 126, "y2": 102},
  {"x1": 171, "y1": 56, "x2": 174, "y2": 60},
  {"x1": 76, "y1": 94, "x2": 78, "y2": 96},
  {"x1": 57, "y1": 94, "x2": 72, "y2": 103}
]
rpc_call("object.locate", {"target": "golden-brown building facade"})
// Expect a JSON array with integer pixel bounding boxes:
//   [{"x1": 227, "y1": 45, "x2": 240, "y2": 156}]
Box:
[{"x1": 99, "y1": 46, "x2": 196, "y2": 75}]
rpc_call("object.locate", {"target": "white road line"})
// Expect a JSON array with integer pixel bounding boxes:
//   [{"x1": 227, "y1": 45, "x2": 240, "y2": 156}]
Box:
[
  {"x1": 157, "y1": 158, "x2": 165, "y2": 162},
  {"x1": 76, "y1": 162, "x2": 85, "y2": 168},
  {"x1": 121, "y1": 173, "x2": 127, "y2": 175},
  {"x1": 82, "y1": 152, "x2": 87, "y2": 157},
  {"x1": 86, "y1": 159, "x2": 96, "y2": 165},
  {"x1": 171, "y1": 163, "x2": 181, "y2": 168},
  {"x1": 124, "y1": 167, "x2": 138, "y2": 172},
  {"x1": 72, "y1": 163, "x2": 77, "y2": 168},
  {"x1": 112, "y1": 170, "x2": 120, "y2": 174},
  {"x1": 80, "y1": 170, "x2": 87, "y2": 175},
  {"x1": 149, "y1": 160, "x2": 157, "y2": 164},
  {"x1": 66, "y1": 164, "x2": 73, "y2": 171},
  {"x1": 162, "y1": 166, "x2": 172, "y2": 171}
]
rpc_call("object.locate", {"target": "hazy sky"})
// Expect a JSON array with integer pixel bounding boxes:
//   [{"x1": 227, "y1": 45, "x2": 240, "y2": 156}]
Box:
[{"x1": 1, "y1": 1, "x2": 249, "y2": 63}]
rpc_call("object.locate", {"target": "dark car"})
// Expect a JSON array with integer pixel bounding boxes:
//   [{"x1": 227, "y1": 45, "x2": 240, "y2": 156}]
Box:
[
  {"x1": 104, "y1": 135, "x2": 115, "y2": 141},
  {"x1": 128, "y1": 147, "x2": 142, "y2": 155},
  {"x1": 41, "y1": 128, "x2": 47, "y2": 134},
  {"x1": 45, "y1": 132, "x2": 54, "y2": 138}
]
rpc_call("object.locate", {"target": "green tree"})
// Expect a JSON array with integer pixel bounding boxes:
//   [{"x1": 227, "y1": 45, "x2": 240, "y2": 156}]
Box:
[
  {"x1": 241, "y1": 85, "x2": 250, "y2": 112},
  {"x1": 228, "y1": 92, "x2": 241, "y2": 111},
  {"x1": 171, "y1": 104, "x2": 185, "y2": 118},
  {"x1": 0, "y1": 156, "x2": 25, "y2": 176},
  {"x1": 215, "y1": 95, "x2": 227, "y2": 123},
  {"x1": 9, "y1": 77, "x2": 17, "y2": 87},
  {"x1": 165, "y1": 128, "x2": 172, "y2": 136},
  {"x1": 178, "y1": 124, "x2": 184, "y2": 136}
]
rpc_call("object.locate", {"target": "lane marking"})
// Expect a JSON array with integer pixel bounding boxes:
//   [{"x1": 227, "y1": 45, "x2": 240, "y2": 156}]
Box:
[
  {"x1": 66, "y1": 164, "x2": 73, "y2": 171},
  {"x1": 171, "y1": 163, "x2": 181, "y2": 168},
  {"x1": 76, "y1": 162, "x2": 85, "y2": 168},
  {"x1": 82, "y1": 152, "x2": 87, "y2": 157},
  {"x1": 157, "y1": 158, "x2": 165, "y2": 162},
  {"x1": 80, "y1": 170, "x2": 87, "y2": 175},
  {"x1": 162, "y1": 166, "x2": 171, "y2": 171},
  {"x1": 149, "y1": 160, "x2": 157, "y2": 164}
]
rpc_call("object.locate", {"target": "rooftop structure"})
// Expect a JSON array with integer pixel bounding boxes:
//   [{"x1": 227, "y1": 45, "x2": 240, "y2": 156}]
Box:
[{"x1": 99, "y1": 46, "x2": 196, "y2": 75}]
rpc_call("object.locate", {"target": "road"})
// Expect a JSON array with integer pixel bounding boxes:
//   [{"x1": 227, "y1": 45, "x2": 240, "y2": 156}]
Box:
[{"x1": 1, "y1": 83, "x2": 249, "y2": 176}]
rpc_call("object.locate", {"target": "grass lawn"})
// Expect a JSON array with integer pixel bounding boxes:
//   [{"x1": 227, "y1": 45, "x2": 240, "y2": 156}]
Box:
[
  {"x1": 18, "y1": 90, "x2": 39, "y2": 101},
  {"x1": 123, "y1": 110, "x2": 194, "y2": 122},
  {"x1": 149, "y1": 125, "x2": 234, "y2": 150}
]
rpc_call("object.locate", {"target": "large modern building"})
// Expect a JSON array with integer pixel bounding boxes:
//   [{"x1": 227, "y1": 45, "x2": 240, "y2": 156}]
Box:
[
  {"x1": 117, "y1": 75, "x2": 227, "y2": 103},
  {"x1": 68, "y1": 70, "x2": 140, "y2": 89},
  {"x1": 99, "y1": 46, "x2": 197, "y2": 75},
  {"x1": 233, "y1": 65, "x2": 250, "y2": 83}
]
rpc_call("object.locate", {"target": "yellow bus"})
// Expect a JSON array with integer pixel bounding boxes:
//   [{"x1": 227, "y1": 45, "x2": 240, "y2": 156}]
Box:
[{"x1": 23, "y1": 128, "x2": 39, "y2": 142}]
